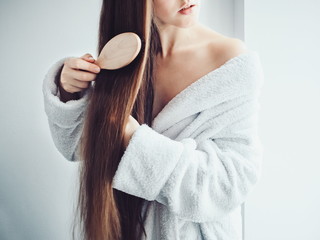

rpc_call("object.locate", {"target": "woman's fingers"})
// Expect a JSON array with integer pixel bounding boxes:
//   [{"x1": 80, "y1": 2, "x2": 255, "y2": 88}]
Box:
[{"x1": 66, "y1": 57, "x2": 100, "y2": 74}]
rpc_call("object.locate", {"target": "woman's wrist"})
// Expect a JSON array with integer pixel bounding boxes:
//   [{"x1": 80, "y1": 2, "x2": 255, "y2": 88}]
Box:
[
  {"x1": 58, "y1": 83, "x2": 81, "y2": 103},
  {"x1": 54, "y1": 64, "x2": 80, "y2": 103}
]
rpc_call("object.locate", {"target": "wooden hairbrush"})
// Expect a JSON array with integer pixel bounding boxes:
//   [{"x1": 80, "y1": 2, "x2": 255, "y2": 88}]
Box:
[{"x1": 95, "y1": 32, "x2": 142, "y2": 70}]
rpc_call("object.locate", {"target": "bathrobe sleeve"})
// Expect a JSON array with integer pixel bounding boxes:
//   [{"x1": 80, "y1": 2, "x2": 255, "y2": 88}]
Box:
[
  {"x1": 42, "y1": 57, "x2": 92, "y2": 162},
  {"x1": 112, "y1": 59, "x2": 264, "y2": 222}
]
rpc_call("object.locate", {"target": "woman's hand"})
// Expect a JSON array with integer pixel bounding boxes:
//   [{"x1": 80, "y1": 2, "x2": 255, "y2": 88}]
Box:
[
  {"x1": 60, "y1": 53, "x2": 101, "y2": 93},
  {"x1": 123, "y1": 115, "x2": 141, "y2": 148},
  {"x1": 58, "y1": 53, "x2": 101, "y2": 102}
]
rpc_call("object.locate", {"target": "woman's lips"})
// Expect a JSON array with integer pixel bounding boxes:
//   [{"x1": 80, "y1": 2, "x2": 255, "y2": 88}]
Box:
[{"x1": 178, "y1": 5, "x2": 196, "y2": 15}]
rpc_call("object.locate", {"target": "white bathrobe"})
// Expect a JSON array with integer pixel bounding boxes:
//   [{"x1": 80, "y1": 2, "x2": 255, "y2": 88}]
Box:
[{"x1": 42, "y1": 49, "x2": 264, "y2": 240}]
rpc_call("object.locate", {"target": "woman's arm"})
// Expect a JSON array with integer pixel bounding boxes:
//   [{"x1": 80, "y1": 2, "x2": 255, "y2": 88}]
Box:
[
  {"x1": 42, "y1": 57, "x2": 91, "y2": 161},
  {"x1": 112, "y1": 99, "x2": 262, "y2": 223}
]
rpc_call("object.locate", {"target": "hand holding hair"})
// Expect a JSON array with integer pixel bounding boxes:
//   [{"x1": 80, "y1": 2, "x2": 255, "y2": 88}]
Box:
[
  {"x1": 123, "y1": 115, "x2": 141, "y2": 149},
  {"x1": 59, "y1": 32, "x2": 141, "y2": 96}
]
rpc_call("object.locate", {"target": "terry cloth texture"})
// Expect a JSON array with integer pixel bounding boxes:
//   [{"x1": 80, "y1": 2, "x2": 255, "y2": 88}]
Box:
[{"x1": 42, "y1": 50, "x2": 264, "y2": 240}]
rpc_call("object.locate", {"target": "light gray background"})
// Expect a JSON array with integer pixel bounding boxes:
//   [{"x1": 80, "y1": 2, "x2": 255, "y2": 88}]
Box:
[
  {"x1": 244, "y1": 0, "x2": 320, "y2": 239},
  {"x1": 1, "y1": 0, "x2": 319, "y2": 239}
]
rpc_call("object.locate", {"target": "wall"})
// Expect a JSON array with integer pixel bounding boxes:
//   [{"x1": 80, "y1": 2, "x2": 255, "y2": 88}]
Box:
[{"x1": 244, "y1": 1, "x2": 320, "y2": 239}]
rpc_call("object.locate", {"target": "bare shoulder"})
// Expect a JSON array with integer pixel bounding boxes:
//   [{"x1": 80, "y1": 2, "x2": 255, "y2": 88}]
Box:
[
  {"x1": 195, "y1": 24, "x2": 248, "y2": 56},
  {"x1": 220, "y1": 37, "x2": 248, "y2": 58},
  {"x1": 195, "y1": 24, "x2": 249, "y2": 64},
  {"x1": 211, "y1": 36, "x2": 249, "y2": 64}
]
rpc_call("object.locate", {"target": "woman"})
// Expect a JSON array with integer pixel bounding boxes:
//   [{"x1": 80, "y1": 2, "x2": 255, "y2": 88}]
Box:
[{"x1": 42, "y1": 0, "x2": 264, "y2": 239}]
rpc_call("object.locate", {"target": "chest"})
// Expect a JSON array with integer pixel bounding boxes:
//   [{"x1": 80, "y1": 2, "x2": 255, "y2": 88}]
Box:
[{"x1": 152, "y1": 53, "x2": 222, "y2": 120}]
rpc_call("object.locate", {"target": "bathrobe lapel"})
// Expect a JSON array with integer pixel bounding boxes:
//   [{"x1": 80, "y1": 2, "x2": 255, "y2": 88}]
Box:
[{"x1": 151, "y1": 50, "x2": 263, "y2": 134}]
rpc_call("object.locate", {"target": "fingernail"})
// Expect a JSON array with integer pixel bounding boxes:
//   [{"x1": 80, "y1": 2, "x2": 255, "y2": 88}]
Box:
[{"x1": 88, "y1": 56, "x2": 94, "y2": 60}]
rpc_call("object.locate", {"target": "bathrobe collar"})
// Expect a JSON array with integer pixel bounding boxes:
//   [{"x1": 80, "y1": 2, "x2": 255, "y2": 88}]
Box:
[{"x1": 151, "y1": 50, "x2": 261, "y2": 133}]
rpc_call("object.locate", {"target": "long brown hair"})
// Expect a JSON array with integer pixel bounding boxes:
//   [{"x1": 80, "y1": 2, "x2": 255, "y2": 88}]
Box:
[{"x1": 72, "y1": 0, "x2": 162, "y2": 239}]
